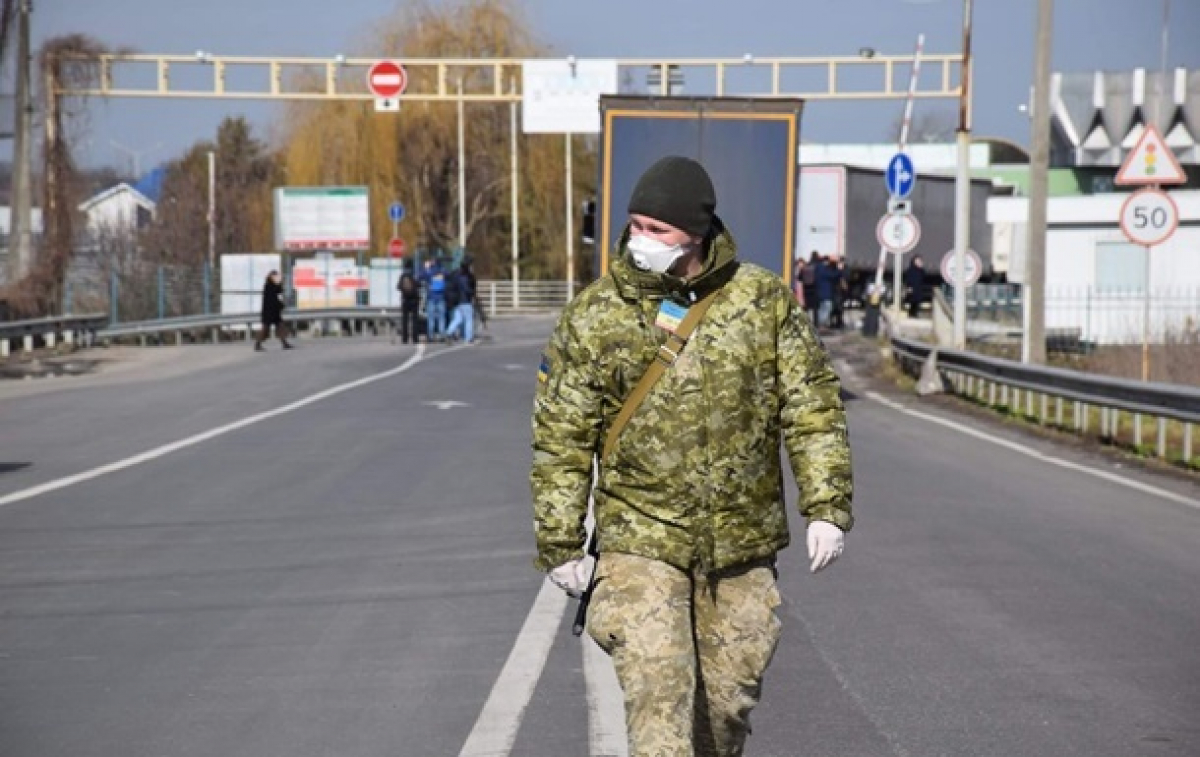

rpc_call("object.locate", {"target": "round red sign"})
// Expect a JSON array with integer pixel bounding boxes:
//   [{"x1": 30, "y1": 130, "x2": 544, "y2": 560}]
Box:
[{"x1": 368, "y1": 60, "x2": 407, "y2": 99}]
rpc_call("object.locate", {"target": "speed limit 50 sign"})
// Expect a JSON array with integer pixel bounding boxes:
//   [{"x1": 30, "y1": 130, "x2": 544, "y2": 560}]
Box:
[{"x1": 1120, "y1": 189, "x2": 1179, "y2": 247}]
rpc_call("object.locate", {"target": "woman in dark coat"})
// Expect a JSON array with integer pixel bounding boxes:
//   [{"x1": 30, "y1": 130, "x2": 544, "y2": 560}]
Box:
[{"x1": 255, "y1": 270, "x2": 293, "y2": 351}]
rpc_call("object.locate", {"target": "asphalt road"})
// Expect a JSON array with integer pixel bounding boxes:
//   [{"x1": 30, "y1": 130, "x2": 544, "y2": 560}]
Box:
[{"x1": 1, "y1": 318, "x2": 1197, "y2": 757}]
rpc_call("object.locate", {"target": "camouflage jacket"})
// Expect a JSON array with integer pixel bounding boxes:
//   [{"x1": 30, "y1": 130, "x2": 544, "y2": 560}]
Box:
[{"x1": 531, "y1": 219, "x2": 853, "y2": 573}]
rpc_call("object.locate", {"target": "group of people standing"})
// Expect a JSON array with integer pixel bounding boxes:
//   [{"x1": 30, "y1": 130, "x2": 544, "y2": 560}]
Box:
[
  {"x1": 794, "y1": 252, "x2": 848, "y2": 329},
  {"x1": 396, "y1": 257, "x2": 480, "y2": 345},
  {"x1": 793, "y1": 252, "x2": 930, "y2": 328}
]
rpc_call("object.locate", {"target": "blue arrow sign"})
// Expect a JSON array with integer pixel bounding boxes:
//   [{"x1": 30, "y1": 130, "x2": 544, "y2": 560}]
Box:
[
  {"x1": 389, "y1": 201, "x2": 406, "y2": 223},
  {"x1": 885, "y1": 153, "x2": 916, "y2": 199}
]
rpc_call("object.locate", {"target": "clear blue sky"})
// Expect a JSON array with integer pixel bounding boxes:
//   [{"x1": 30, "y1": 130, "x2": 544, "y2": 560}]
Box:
[{"x1": 36, "y1": 0, "x2": 1200, "y2": 173}]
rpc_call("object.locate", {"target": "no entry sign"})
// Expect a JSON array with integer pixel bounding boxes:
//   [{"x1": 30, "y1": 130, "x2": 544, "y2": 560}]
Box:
[{"x1": 368, "y1": 60, "x2": 408, "y2": 99}]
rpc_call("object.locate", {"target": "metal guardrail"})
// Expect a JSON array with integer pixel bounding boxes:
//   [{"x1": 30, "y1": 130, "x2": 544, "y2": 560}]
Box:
[
  {"x1": 0, "y1": 314, "x2": 108, "y2": 356},
  {"x1": 2, "y1": 279, "x2": 572, "y2": 354},
  {"x1": 95, "y1": 308, "x2": 404, "y2": 343},
  {"x1": 889, "y1": 336, "x2": 1199, "y2": 463}
]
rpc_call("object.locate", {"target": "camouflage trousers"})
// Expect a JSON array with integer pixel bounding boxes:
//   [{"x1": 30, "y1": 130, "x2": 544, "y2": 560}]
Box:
[{"x1": 586, "y1": 552, "x2": 783, "y2": 757}]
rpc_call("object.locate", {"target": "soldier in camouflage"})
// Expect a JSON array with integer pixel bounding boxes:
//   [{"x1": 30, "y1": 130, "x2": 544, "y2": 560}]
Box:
[{"x1": 531, "y1": 156, "x2": 854, "y2": 757}]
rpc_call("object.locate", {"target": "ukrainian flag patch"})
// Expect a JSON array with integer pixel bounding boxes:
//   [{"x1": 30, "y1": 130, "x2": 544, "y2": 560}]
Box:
[{"x1": 537, "y1": 354, "x2": 551, "y2": 383}]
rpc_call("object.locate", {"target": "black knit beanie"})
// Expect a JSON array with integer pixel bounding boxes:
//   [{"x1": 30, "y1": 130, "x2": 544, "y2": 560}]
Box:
[{"x1": 627, "y1": 156, "x2": 717, "y2": 237}]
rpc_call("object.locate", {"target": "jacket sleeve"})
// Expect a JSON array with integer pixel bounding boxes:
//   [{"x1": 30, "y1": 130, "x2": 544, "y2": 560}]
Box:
[
  {"x1": 776, "y1": 284, "x2": 855, "y2": 531},
  {"x1": 530, "y1": 304, "x2": 604, "y2": 571}
]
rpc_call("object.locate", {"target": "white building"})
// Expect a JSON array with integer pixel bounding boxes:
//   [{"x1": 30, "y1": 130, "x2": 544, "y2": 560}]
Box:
[
  {"x1": 988, "y1": 190, "x2": 1200, "y2": 344},
  {"x1": 77, "y1": 183, "x2": 156, "y2": 241}
]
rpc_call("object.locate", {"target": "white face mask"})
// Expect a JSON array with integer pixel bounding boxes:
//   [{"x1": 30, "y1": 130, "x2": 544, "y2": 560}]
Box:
[{"x1": 628, "y1": 234, "x2": 686, "y2": 274}]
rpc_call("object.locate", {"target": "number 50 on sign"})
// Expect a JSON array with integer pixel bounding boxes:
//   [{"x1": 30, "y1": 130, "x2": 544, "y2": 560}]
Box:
[{"x1": 1120, "y1": 189, "x2": 1179, "y2": 247}]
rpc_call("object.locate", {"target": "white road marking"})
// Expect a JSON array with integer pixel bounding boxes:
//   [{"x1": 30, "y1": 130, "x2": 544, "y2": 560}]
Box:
[
  {"x1": 584, "y1": 635, "x2": 629, "y2": 756},
  {"x1": 0, "y1": 345, "x2": 434, "y2": 507},
  {"x1": 424, "y1": 400, "x2": 471, "y2": 410},
  {"x1": 865, "y1": 390, "x2": 1200, "y2": 510},
  {"x1": 458, "y1": 579, "x2": 569, "y2": 757}
]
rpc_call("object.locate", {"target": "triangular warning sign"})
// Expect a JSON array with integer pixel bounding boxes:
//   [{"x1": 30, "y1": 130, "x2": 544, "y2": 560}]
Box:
[{"x1": 1115, "y1": 124, "x2": 1187, "y2": 186}]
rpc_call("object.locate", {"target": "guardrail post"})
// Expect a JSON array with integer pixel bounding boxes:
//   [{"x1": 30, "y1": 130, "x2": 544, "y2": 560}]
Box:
[
  {"x1": 23, "y1": 335, "x2": 33, "y2": 353},
  {"x1": 1055, "y1": 396, "x2": 1063, "y2": 427},
  {"x1": 1100, "y1": 408, "x2": 1110, "y2": 440},
  {"x1": 158, "y1": 266, "x2": 166, "y2": 320},
  {"x1": 1040, "y1": 394, "x2": 1048, "y2": 424},
  {"x1": 175, "y1": 331, "x2": 183, "y2": 346},
  {"x1": 64, "y1": 329, "x2": 74, "y2": 347},
  {"x1": 45, "y1": 332, "x2": 56, "y2": 349},
  {"x1": 1025, "y1": 391, "x2": 1033, "y2": 418},
  {"x1": 1185, "y1": 424, "x2": 1193, "y2": 464},
  {"x1": 1081, "y1": 404, "x2": 1089, "y2": 433},
  {"x1": 1133, "y1": 414, "x2": 1143, "y2": 449},
  {"x1": 212, "y1": 327, "x2": 219, "y2": 344},
  {"x1": 1, "y1": 339, "x2": 8, "y2": 358},
  {"x1": 989, "y1": 381, "x2": 997, "y2": 407},
  {"x1": 1156, "y1": 419, "x2": 1167, "y2": 459}
]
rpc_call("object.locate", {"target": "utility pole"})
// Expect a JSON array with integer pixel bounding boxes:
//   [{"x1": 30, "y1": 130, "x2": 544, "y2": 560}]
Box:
[
  {"x1": 509, "y1": 77, "x2": 520, "y2": 309},
  {"x1": 207, "y1": 150, "x2": 216, "y2": 270},
  {"x1": 9, "y1": 0, "x2": 33, "y2": 283},
  {"x1": 951, "y1": 0, "x2": 973, "y2": 349},
  {"x1": 1022, "y1": 0, "x2": 1053, "y2": 364},
  {"x1": 457, "y1": 77, "x2": 466, "y2": 255}
]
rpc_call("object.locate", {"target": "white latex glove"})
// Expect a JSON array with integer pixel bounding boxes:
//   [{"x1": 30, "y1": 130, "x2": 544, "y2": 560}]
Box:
[
  {"x1": 548, "y1": 559, "x2": 592, "y2": 598},
  {"x1": 807, "y1": 521, "x2": 845, "y2": 574}
]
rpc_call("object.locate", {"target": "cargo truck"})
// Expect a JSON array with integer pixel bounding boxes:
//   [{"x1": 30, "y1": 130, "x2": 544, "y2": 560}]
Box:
[{"x1": 796, "y1": 164, "x2": 1000, "y2": 301}]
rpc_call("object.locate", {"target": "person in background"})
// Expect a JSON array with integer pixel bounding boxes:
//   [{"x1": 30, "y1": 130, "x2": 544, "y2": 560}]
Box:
[
  {"x1": 396, "y1": 262, "x2": 421, "y2": 344},
  {"x1": 815, "y1": 253, "x2": 844, "y2": 329},
  {"x1": 831, "y1": 255, "x2": 848, "y2": 329},
  {"x1": 445, "y1": 258, "x2": 478, "y2": 345},
  {"x1": 904, "y1": 255, "x2": 927, "y2": 318},
  {"x1": 792, "y1": 258, "x2": 808, "y2": 308},
  {"x1": 420, "y1": 257, "x2": 447, "y2": 342},
  {"x1": 801, "y1": 251, "x2": 820, "y2": 324},
  {"x1": 254, "y1": 270, "x2": 293, "y2": 352}
]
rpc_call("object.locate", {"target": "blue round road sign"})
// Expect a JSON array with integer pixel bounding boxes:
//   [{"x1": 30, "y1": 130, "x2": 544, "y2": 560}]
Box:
[
  {"x1": 885, "y1": 153, "x2": 916, "y2": 199},
  {"x1": 389, "y1": 201, "x2": 406, "y2": 223}
]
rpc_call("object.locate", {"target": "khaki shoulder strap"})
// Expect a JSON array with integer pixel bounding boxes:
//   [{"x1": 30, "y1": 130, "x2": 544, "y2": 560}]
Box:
[{"x1": 601, "y1": 289, "x2": 720, "y2": 465}]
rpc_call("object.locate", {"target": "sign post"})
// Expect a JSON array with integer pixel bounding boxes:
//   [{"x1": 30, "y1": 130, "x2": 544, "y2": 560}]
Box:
[
  {"x1": 1114, "y1": 124, "x2": 1185, "y2": 381},
  {"x1": 877, "y1": 208, "x2": 921, "y2": 319},
  {"x1": 388, "y1": 201, "x2": 406, "y2": 250},
  {"x1": 885, "y1": 153, "x2": 916, "y2": 199},
  {"x1": 873, "y1": 151, "x2": 919, "y2": 320},
  {"x1": 940, "y1": 248, "x2": 982, "y2": 288},
  {"x1": 368, "y1": 60, "x2": 407, "y2": 112}
]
